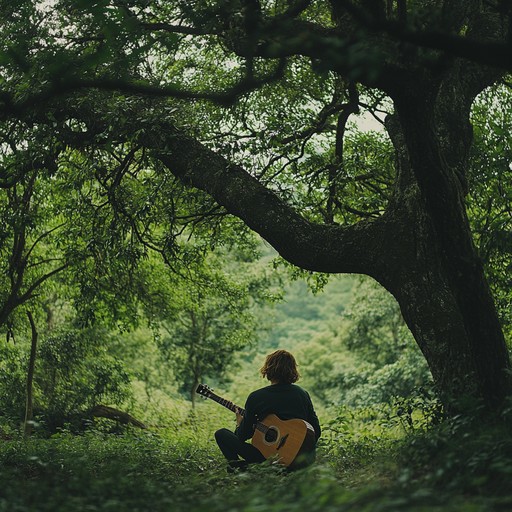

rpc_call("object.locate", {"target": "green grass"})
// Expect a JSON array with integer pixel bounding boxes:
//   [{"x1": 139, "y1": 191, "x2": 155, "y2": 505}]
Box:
[{"x1": 2, "y1": 417, "x2": 511, "y2": 512}]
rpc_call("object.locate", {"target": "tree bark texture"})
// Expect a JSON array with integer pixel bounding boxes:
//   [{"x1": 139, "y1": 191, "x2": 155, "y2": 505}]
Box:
[{"x1": 384, "y1": 91, "x2": 511, "y2": 409}]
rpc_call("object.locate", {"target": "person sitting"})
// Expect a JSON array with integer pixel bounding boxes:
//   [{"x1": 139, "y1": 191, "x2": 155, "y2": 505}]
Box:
[{"x1": 215, "y1": 349, "x2": 321, "y2": 471}]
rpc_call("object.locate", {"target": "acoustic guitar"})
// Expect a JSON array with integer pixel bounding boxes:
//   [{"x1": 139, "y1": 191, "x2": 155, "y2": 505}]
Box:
[{"x1": 196, "y1": 383, "x2": 316, "y2": 468}]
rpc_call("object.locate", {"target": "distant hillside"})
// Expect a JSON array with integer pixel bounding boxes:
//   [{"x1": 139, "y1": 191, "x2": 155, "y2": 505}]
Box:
[{"x1": 258, "y1": 275, "x2": 356, "y2": 351}]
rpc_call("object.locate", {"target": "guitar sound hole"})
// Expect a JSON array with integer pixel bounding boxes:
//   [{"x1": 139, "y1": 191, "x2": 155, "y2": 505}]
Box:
[{"x1": 265, "y1": 428, "x2": 278, "y2": 443}]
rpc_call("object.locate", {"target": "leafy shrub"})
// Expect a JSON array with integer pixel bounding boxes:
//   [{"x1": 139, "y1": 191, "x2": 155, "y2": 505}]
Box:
[
  {"x1": 398, "y1": 411, "x2": 512, "y2": 497},
  {"x1": 0, "y1": 409, "x2": 508, "y2": 512},
  {"x1": 296, "y1": 278, "x2": 433, "y2": 410},
  {"x1": 35, "y1": 327, "x2": 132, "y2": 432}
]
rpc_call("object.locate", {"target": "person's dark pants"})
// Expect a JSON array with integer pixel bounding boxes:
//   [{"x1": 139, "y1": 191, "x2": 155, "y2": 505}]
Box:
[{"x1": 215, "y1": 428, "x2": 266, "y2": 469}]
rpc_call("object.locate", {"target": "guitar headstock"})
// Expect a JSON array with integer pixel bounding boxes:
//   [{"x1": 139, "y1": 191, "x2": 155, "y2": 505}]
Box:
[{"x1": 196, "y1": 383, "x2": 213, "y2": 399}]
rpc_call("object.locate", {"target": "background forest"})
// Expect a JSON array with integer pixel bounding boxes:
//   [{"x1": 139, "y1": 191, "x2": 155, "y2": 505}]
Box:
[
  {"x1": 2, "y1": 1, "x2": 512, "y2": 511},
  {"x1": 1, "y1": 106, "x2": 511, "y2": 508}
]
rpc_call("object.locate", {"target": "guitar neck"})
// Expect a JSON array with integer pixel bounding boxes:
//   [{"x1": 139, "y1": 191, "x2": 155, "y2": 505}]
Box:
[
  {"x1": 204, "y1": 390, "x2": 245, "y2": 416},
  {"x1": 202, "y1": 390, "x2": 267, "y2": 431}
]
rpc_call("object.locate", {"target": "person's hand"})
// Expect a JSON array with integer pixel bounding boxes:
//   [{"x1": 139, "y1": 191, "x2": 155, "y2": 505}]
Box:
[{"x1": 235, "y1": 407, "x2": 244, "y2": 426}]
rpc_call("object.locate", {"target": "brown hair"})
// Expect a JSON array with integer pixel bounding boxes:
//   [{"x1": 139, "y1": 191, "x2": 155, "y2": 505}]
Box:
[{"x1": 260, "y1": 350, "x2": 300, "y2": 384}]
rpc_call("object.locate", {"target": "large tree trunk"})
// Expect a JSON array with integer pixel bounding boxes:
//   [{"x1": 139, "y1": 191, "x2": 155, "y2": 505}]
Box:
[
  {"x1": 381, "y1": 75, "x2": 512, "y2": 410},
  {"x1": 24, "y1": 311, "x2": 38, "y2": 438},
  {"x1": 385, "y1": 230, "x2": 510, "y2": 410}
]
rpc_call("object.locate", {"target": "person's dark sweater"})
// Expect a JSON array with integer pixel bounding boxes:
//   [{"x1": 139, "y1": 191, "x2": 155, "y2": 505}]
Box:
[{"x1": 235, "y1": 383, "x2": 321, "y2": 442}]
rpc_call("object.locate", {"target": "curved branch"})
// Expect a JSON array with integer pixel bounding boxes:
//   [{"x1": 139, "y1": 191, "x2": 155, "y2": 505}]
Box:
[
  {"x1": 24, "y1": 223, "x2": 66, "y2": 265},
  {"x1": 0, "y1": 61, "x2": 287, "y2": 119},
  {"x1": 232, "y1": 18, "x2": 404, "y2": 92},
  {"x1": 18, "y1": 263, "x2": 69, "y2": 305},
  {"x1": 151, "y1": 131, "x2": 398, "y2": 278}
]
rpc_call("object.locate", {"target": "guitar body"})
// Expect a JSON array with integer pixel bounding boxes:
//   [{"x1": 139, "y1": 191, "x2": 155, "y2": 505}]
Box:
[{"x1": 251, "y1": 414, "x2": 316, "y2": 468}]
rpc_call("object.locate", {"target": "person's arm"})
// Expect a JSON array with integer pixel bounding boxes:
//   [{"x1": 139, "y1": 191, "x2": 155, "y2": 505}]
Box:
[
  {"x1": 235, "y1": 408, "x2": 244, "y2": 427},
  {"x1": 235, "y1": 396, "x2": 256, "y2": 441}
]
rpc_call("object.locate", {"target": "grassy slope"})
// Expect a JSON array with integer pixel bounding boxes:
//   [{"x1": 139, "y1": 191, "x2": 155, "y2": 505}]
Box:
[{"x1": 3, "y1": 412, "x2": 512, "y2": 512}]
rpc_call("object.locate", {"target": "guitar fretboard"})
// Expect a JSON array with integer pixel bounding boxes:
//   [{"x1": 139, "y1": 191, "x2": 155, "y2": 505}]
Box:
[{"x1": 200, "y1": 389, "x2": 246, "y2": 416}]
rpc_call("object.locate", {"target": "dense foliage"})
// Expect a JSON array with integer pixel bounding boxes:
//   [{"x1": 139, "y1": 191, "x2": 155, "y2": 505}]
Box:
[
  {"x1": 469, "y1": 84, "x2": 512, "y2": 340},
  {"x1": 1, "y1": 1, "x2": 512, "y2": 510},
  {"x1": 1, "y1": 0, "x2": 512, "y2": 410}
]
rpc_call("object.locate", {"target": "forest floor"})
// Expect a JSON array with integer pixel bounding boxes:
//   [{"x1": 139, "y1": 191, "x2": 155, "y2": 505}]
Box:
[{"x1": 2, "y1": 418, "x2": 512, "y2": 512}]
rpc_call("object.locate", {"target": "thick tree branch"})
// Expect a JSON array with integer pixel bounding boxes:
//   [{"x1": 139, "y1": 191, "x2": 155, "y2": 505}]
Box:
[
  {"x1": 151, "y1": 131, "x2": 398, "y2": 278},
  {"x1": 330, "y1": 0, "x2": 511, "y2": 70},
  {"x1": 0, "y1": 61, "x2": 287, "y2": 119},
  {"x1": 229, "y1": 18, "x2": 404, "y2": 91}
]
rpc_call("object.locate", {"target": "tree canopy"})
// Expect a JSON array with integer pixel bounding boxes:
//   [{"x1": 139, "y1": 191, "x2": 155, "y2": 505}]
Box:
[{"x1": 1, "y1": 0, "x2": 512, "y2": 413}]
